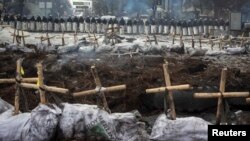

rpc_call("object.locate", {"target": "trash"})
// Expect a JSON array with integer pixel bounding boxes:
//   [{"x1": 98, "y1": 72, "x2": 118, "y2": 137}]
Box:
[
  {"x1": 150, "y1": 114, "x2": 210, "y2": 141},
  {"x1": 58, "y1": 103, "x2": 149, "y2": 141},
  {"x1": 0, "y1": 104, "x2": 61, "y2": 141},
  {"x1": 110, "y1": 111, "x2": 150, "y2": 141},
  {"x1": 226, "y1": 47, "x2": 246, "y2": 55}
]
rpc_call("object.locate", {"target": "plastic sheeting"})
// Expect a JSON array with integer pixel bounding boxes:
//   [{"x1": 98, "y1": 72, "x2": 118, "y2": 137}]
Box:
[
  {"x1": 0, "y1": 104, "x2": 61, "y2": 141},
  {"x1": 58, "y1": 103, "x2": 149, "y2": 141},
  {"x1": 0, "y1": 98, "x2": 14, "y2": 121},
  {"x1": 0, "y1": 98, "x2": 13, "y2": 114},
  {"x1": 150, "y1": 114, "x2": 210, "y2": 141}
]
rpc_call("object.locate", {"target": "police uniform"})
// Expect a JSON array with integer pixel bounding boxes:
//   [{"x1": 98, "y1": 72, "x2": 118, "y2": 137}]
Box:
[
  {"x1": 54, "y1": 18, "x2": 60, "y2": 32},
  {"x1": 42, "y1": 16, "x2": 48, "y2": 31},
  {"x1": 126, "y1": 19, "x2": 132, "y2": 34},
  {"x1": 47, "y1": 16, "x2": 53, "y2": 32},
  {"x1": 85, "y1": 17, "x2": 90, "y2": 33},
  {"x1": 60, "y1": 18, "x2": 66, "y2": 32},
  {"x1": 90, "y1": 17, "x2": 96, "y2": 33},
  {"x1": 73, "y1": 16, "x2": 79, "y2": 32},
  {"x1": 79, "y1": 16, "x2": 85, "y2": 33},
  {"x1": 66, "y1": 17, "x2": 73, "y2": 32},
  {"x1": 96, "y1": 18, "x2": 102, "y2": 34},
  {"x1": 29, "y1": 16, "x2": 36, "y2": 31},
  {"x1": 36, "y1": 16, "x2": 42, "y2": 32},
  {"x1": 119, "y1": 18, "x2": 126, "y2": 35}
]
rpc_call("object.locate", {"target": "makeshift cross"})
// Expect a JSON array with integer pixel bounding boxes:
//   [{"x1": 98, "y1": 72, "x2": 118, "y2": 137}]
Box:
[
  {"x1": 35, "y1": 33, "x2": 55, "y2": 46},
  {"x1": 10, "y1": 29, "x2": 29, "y2": 46},
  {"x1": 73, "y1": 65, "x2": 126, "y2": 113},
  {"x1": 0, "y1": 60, "x2": 69, "y2": 114},
  {"x1": 19, "y1": 63, "x2": 69, "y2": 104},
  {"x1": 191, "y1": 32, "x2": 195, "y2": 48},
  {"x1": 172, "y1": 32, "x2": 176, "y2": 45},
  {"x1": 199, "y1": 34, "x2": 202, "y2": 49},
  {"x1": 145, "y1": 61, "x2": 192, "y2": 120},
  {"x1": 104, "y1": 26, "x2": 121, "y2": 45},
  {"x1": 144, "y1": 35, "x2": 158, "y2": 45},
  {"x1": 74, "y1": 30, "x2": 78, "y2": 45},
  {"x1": 55, "y1": 32, "x2": 70, "y2": 46},
  {"x1": 194, "y1": 68, "x2": 250, "y2": 125},
  {"x1": 87, "y1": 32, "x2": 99, "y2": 46},
  {"x1": 0, "y1": 59, "x2": 37, "y2": 114}
]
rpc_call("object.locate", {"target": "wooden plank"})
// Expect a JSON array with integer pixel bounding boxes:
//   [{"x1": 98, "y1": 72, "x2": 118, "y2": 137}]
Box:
[
  {"x1": 73, "y1": 85, "x2": 126, "y2": 97},
  {"x1": 163, "y1": 61, "x2": 176, "y2": 120},
  {"x1": 0, "y1": 78, "x2": 38, "y2": 83},
  {"x1": 37, "y1": 63, "x2": 46, "y2": 104},
  {"x1": 14, "y1": 59, "x2": 22, "y2": 115},
  {"x1": 194, "y1": 92, "x2": 250, "y2": 98},
  {"x1": 91, "y1": 66, "x2": 109, "y2": 111},
  {"x1": 20, "y1": 83, "x2": 69, "y2": 94},
  {"x1": 216, "y1": 68, "x2": 227, "y2": 124},
  {"x1": 146, "y1": 84, "x2": 192, "y2": 94}
]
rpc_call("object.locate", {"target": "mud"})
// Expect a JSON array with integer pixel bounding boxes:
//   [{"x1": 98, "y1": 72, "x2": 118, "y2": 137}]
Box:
[{"x1": 1, "y1": 51, "x2": 250, "y2": 116}]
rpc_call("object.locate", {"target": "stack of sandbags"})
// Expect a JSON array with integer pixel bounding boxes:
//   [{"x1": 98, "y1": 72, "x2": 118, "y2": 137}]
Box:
[
  {"x1": 150, "y1": 114, "x2": 210, "y2": 141},
  {"x1": 0, "y1": 104, "x2": 61, "y2": 141},
  {"x1": 57, "y1": 103, "x2": 149, "y2": 141}
]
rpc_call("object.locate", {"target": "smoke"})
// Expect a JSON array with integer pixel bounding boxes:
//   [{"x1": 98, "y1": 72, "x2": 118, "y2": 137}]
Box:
[
  {"x1": 123, "y1": 0, "x2": 150, "y2": 15},
  {"x1": 171, "y1": 0, "x2": 214, "y2": 19},
  {"x1": 241, "y1": 1, "x2": 250, "y2": 22}
]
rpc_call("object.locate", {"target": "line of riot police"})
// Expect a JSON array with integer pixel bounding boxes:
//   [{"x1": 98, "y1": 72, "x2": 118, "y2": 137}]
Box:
[{"x1": 1, "y1": 14, "x2": 229, "y2": 36}]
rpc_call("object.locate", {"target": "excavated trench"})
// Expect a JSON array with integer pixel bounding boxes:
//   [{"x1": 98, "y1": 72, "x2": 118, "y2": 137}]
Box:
[{"x1": 0, "y1": 49, "x2": 250, "y2": 124}]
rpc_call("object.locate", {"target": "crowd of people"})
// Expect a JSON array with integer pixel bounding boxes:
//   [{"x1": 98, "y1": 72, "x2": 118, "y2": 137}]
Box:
[{"x1": 0, "y1": 14, "x2": 230, "y2": 36}]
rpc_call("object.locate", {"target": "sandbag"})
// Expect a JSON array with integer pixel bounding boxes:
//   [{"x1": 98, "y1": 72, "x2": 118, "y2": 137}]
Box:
[
  {"x1": 150, "y1": 114, "x2": 210, "y2": 141},
  {"x1": 110, "y1": 112, "x2": 150, "y2": 141},
  {"x1": 58, "y1": 103, "x2": 117, "y2": 140},
  {"x1": 0, "y1": 104, "x2": 61, "y2": 141},
  {"x1": 0, "y1": 98, "x2": 13, "y2": 114},
  {"x1": 58, "y1": 103, "x2": 149, "y2": 141},
  {"x1": 0, "y1": 98, "x2": 14, "y2": 121}
]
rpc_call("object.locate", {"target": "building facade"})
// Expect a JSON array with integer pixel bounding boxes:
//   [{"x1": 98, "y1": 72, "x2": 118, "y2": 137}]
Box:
[{"x1": 68, "y1": 0, "x2": 93, "y2": 16}]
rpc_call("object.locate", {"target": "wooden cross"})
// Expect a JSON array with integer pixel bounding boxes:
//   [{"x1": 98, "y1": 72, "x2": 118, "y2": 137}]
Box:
[
  {"x1": 0, "y1": 59, "x2": 37, "y2": 114},
  {"x1": 145, "y1": 61, "x2": 192, "y2": 120},
  {"x1": 180, "y1": 33, "x2": 184, "y2": 48},
  {"x1": 10, "y1": 29, "x2": 29, "y2": 46},
  {"x1": 74, "y1": 30, "x2": 78, "y2": 45},
  {"x1": 171, "y1": 32, "x2": 176, "y2": 45},
  {"x1": 87, "y1": 32, "x2": 99, "y2": 46},
  {"x1": 19, "y1": 63, "x2": 69, "y2": 103},
  {"x1": 191, "y1": 32, "x2": 195, "y2": 48},
  {"x1": 0, "y1": 60, "x2": 69, "y2": 114},
  {"x1": 194, "y1": 68, "x2": 250, "y2": 125},
  {"x1": 209, "y1": 39, "x2": 214, "y2": 51},
  {"x1": 144, "y1": 35, "x2": 158, "y2": 45},
  {"x1": 240, "y1": 32, "x2": 245, "y2": 47},
  {"x1": 55, "y1": 32, "x2": 70, "y2": 46},
  {"x1": 218, "y1": 37, "x2": 223, "y2": 51},
  {"x1": 35, "y1": 33, "x2": 55, "y2": 46},
  {"x1": 73, "y1": 65, "x2": 126, "y2": 113},
  {"x1": 104, "y1": 26, "x2": 121, "y2": 45},
  {"x1": 199, "y1": 34, "x2": 202, "y2": 49}
]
